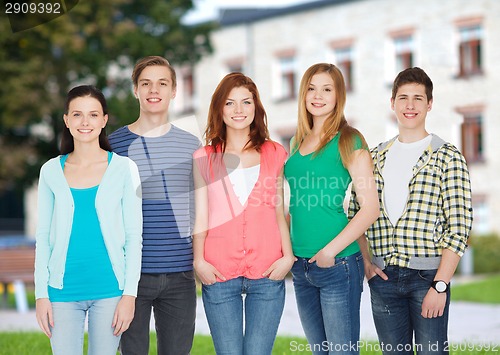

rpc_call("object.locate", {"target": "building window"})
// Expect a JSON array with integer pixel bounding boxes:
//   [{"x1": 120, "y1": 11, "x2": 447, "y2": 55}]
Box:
[
  {"x1": 276, "y1": 55, "x2": 296, "y2": 101},
  {"x1": 228, "y1": 64, "x2": 243, "y2": 73},
  {"x1": 472, "y1": 195, "x2": 490, "y2": 235},
  {"x1": 334, "y1": 47, "x2": 353, "y2": 92},
  {"x1": 275, "y1": 126, "x2": 296, "y2": 154},
  {"x1": 226, "y1": 57, "x2": 245, "y2": 74},
  {"x1": 461, "y1": 113, "x2": 483, "y2": 163},
  {"x1": 394, "y1": 35, "x2": 413, "y2": 73},
  {"x1": 458, "y1": 25, "x2": 482, "y2": 77},
  {"x1": 177, "y1": 68, "x2": 195, "y2": 114}
]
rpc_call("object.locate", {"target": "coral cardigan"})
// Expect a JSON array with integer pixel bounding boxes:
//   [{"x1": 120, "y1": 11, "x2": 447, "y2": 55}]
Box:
[{"x1": 193, "y1": 141, "x2": 287, "y2": 281}]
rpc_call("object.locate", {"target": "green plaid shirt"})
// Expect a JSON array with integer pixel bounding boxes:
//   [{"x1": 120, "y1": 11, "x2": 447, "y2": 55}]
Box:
[{"x1": 349, "y1": 134, "x2": 473, "y2": 269}]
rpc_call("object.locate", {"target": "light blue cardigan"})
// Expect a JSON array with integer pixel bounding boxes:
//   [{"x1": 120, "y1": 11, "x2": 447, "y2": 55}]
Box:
[{"x1": 34, "y1": 152, "x2": 143, "y2": 299}]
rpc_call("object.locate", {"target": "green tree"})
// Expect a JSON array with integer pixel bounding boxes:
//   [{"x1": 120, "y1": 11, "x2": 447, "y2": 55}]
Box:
[{"x1": 0, "y1": 0, "x2": 214, "y2": 192}]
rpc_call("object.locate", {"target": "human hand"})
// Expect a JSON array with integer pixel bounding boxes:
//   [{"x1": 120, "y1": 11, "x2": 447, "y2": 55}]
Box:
[
  {"x1": 364, "y1": 262, "x2": 388, "y2": 281},
  {"x1": 194, "y1": 259, "x2": 226, "y2": 285},
  {"x1": 262, "y1": 255, "x2": 296, "y2": 280},
  {"x1": 309, "y1": 248, "x2": 336, "y2": 268},
  {"x1": 421, "y1": 288, "x2": 447, "y2": 318},
  {"x1": 36, "y1": 298, "x2": 53, "y2": 338},
  {"x1": 112, "y1": 295, "x2": 136, "y2": 336}
]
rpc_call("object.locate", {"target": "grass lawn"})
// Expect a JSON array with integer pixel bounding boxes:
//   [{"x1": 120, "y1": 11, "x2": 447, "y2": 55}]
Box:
[
  {"x1": 451, "y1": 274, "x2": 500, "y2": 303},
  {"x1": 0, "y1": 333, "x2": 499, "y2": 355},
  {"x1": 1, "y1": 274, "x2": 499, "y2": 354}
]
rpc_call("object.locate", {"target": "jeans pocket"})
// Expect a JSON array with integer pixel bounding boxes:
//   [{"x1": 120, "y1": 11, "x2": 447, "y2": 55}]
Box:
[
  {"x1": 181, "y1": 270, "x2": 195, "y2": 281},
  {"x1": 367, "y1": 274, "x2": 379, "y2": 284},
  {"x1": 266, "y1": 276, "x2": 286, "y2": 282},
  {"x1": 315, "y1": 260, "x2": 344, "y2": 270},
  {"x1": 418, "y1": 269, "x2": 437, "y2": 282},
  {"x1": 202, "y1": 281, "x2": 218, "y2": 289}
]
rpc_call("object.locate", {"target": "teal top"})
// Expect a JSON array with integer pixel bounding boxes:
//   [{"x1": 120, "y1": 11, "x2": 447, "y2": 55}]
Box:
[
  {"x1": 284, "y1": 134, "x2": 362, "y2": 258},
  {"x1": 35, "y1": 152, "x2": 143, "y2": 300},
  {"x1": 48, "y1": 153, "x2": 121, "y2": 302}
]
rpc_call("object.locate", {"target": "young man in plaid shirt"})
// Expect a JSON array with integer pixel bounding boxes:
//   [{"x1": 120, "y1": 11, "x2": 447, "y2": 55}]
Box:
[{"x1": 350, "y1": 67, "x2": 473, "y2": 354}]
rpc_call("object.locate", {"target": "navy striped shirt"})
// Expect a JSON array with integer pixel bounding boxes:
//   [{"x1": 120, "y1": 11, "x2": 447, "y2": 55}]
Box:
[{"x1": 109, "y1": 124, "x2": 201, "y2": 273}]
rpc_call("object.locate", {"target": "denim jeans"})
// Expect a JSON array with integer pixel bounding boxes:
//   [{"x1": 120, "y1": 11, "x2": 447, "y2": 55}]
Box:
[
  {"x1": 291, "y1": 252, "x2": 364, "y2": 355},
  {"x1": 202, "y1": 276, "x2": 285, "y2": 355},
  {"x1": 120, "y1": 272, "x2": 196, "y2": 355},
  {"x1": 50, "y1": 296, "x2": 121, "y2": 355},
  {"x1": 368, "y1": 266, "x2": 450, "y2": 355}
]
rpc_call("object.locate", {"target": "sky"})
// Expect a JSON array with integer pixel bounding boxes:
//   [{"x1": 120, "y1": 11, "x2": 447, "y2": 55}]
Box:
[{"x1": 184, "y1": 0, "x2": 311, "y2": 24}]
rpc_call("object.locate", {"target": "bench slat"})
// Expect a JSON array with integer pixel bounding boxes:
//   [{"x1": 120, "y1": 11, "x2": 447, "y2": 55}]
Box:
[{"x1": 0, "y1": 248, "x2": 35, "y2": 283}]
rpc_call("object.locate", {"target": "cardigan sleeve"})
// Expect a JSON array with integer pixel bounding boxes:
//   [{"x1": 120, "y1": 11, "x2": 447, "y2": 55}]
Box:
[
  {"x1": 121, "y1": 157, "x2": 144, "y2": 296},
  {"x1": 34, "y1": 163, "x2": 55, "y2": 299}
]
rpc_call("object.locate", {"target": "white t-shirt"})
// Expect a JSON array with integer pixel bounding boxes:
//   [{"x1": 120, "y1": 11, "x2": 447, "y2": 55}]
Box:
[
  {"x1": 382, "y1": 135, "x2": 432, "y2": 225},
  {"x1": 227, "y1": 164, "x2": 260, "y2": 205}
]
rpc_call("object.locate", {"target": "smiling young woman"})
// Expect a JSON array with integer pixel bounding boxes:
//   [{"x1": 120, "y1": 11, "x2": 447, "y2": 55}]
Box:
[
  {"x1": 34, "y1": 85, "x2": 142, "y2": 355},
  {"x1": 192, "y1": 72, "x2": 295, "y2": 355},
  {"x1": 284, "y1": 63, "x2": 379, "y2": 355}
]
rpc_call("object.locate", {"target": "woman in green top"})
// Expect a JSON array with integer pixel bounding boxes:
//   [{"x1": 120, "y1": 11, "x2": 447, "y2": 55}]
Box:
[{"x1": 284, "y1": 63, "x2": 379, "y2": 354}]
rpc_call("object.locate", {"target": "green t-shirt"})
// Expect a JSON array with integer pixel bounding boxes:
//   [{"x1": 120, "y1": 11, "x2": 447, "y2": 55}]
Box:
[{"x1": 284, "y1": 134, "x2": 361, "y2": 258}]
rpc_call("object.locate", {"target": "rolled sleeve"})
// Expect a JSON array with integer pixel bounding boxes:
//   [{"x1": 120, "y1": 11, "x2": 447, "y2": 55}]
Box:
[{"x1": 439, "y1": 152, "x2": 473, "y2": 256}]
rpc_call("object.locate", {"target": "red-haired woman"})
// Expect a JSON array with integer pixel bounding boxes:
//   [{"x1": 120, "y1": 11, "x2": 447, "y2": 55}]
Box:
[{"x1": 193, "y1": 73, "x2": 294, "y2": 354}]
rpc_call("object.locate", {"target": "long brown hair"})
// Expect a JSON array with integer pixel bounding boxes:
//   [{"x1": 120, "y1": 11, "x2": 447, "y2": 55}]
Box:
[
  {"x1": 294, "y1": 63, "x2": 367, "y2": 166},
  {"x1": 60, "y1": 85, "x2": 111, "y2": 155},
  {"x1": 205, "y1": 72, "x2": 269, "y2": 152}
]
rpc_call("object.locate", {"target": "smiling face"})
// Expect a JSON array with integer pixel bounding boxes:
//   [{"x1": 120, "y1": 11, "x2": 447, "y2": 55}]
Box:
[
  {"x1": 222, "y1": 86, "x2": 255, "y2": 134},
  {"x1": 134, "y1": 65, "x2": 176, "y2": 116},
  {"x1": 305, "y1": 72, "x2": 337, "y2": 121},
  {"x1": 391, "y1": 83, "x2": 432, "y2": 134},
  {"x1": 64, "y1": 96, "x2": 108, "y2": 144}
]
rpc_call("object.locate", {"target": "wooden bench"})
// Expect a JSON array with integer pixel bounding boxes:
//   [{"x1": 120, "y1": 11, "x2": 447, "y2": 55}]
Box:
[{"x1": 0, "y1": 246, "x2": 35, "y2": 313}]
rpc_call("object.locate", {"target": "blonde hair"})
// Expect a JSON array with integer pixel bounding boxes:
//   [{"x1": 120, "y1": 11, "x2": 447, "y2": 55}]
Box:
[{"x1": 293, "y1": 63, "x2": 367, "y2": 166}]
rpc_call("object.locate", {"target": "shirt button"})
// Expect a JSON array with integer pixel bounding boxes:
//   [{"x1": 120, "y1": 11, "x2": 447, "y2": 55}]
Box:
[{"x1": 243, "y1": 250, "x2": 247, "y2": 254}]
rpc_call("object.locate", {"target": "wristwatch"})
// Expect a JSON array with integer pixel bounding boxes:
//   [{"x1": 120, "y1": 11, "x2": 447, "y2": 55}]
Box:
[{"x1": 431, "y1": 280, "x2": 449, "y2": 293}]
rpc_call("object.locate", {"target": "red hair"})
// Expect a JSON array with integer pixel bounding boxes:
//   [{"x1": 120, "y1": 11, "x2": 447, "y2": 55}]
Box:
[{"x1": 205, "y1": 72, "x2": 269, "y2": 152}]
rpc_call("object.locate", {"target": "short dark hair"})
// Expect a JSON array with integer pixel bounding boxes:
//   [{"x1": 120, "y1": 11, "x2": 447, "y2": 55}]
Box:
[
  {"x1": 391, "y1": 67, "x2": 433, "y2": 101},
  {"x1": 60, "y1": 85, "x2": 111, "y2": 154},
  {"x1": 131, "y1": 56, "x2": 177, "y2": 89}
]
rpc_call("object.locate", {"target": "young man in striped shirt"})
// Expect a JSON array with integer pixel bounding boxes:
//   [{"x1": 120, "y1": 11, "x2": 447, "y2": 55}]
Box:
[
  {"x1": 109, "y1": 56, "x2": 200, "y2": 355},
  {"x1": 351, "y1": 67, "x2": 473, "y2": 354}
]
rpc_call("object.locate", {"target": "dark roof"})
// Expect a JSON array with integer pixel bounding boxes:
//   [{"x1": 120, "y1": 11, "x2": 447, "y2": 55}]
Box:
[{"x1": 219, "y1": 0, "x2": 361, "y2": 26}]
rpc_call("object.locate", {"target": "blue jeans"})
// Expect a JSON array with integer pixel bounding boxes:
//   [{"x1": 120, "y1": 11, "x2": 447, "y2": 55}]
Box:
[
  {"x1": 202, "y1": 276, "x2": 285, "y2": 355},
  {"x1": 291, "y1": 252, "x2": 364, "y2": 355},
  {"x1": 50, "y1": 296, "x2": 121, "y2": 355},
  {"x1": 120, "y1": 272, "x2": 196, "y2": 355},
  {"x1": 368, "y1": 266, "x2": 450, "y2": 355}
]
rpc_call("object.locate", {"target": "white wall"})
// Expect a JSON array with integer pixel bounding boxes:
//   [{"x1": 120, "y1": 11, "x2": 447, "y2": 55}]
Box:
[{"x1": 192, "y1": 0, "x2": 500, "y2": 233}]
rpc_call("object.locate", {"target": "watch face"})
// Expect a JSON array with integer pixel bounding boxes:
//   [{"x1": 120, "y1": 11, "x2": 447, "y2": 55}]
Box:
[{"x1": 435, "y1": 281, "x2": 447, "y2": 292}]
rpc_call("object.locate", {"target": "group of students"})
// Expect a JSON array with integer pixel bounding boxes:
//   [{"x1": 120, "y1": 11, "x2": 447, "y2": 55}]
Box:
[{"x1": 34, "y1": 55, "x2": 472, "y2": 355}]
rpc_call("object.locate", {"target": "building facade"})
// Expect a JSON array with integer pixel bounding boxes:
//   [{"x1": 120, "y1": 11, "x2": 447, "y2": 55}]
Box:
[{"x1": 175, "y1": 0, "x2": 500, "y2": 234}]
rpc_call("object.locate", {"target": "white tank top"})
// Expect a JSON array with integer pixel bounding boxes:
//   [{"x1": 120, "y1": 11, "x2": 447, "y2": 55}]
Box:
[
  {"x1": 382, "y1": 135, "x2": 432, "y2": 225},
  {"x1": 227, "y1": 164, "x2": 260, "y2": 205}
]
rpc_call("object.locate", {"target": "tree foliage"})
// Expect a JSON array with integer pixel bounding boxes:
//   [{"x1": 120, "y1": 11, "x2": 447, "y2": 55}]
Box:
[{"x1": 0, "y1": 0, "x2": 214, "y2": 191}]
